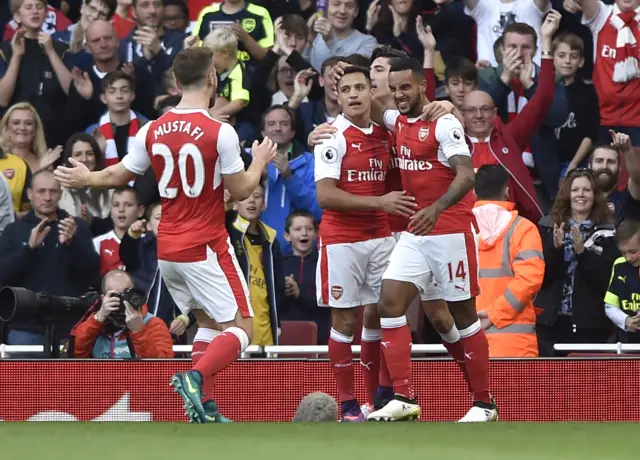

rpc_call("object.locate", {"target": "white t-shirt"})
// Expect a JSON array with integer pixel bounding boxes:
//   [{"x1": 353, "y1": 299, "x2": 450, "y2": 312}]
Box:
[{"x1": 465, "y1": 0, "x2": 550, "y2": 66}]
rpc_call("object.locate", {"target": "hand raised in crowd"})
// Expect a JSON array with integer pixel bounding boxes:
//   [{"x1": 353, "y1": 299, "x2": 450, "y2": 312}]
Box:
[
  {"x1": 308, "y1": 123, "x2": 338, "y2": 149},
  {"x1": 40, "y1": 145, "x2": 63, "y2": 171},
  {"x1": 379, "y1": 191, "x2": 418, "y2": 218},
  {"x1": 408, "y1": 202, "x2": 443, "y2": 235},
  {"x1": 416, "y1": 16, "x2": 436, "y2": 53},
  {"x1": 12, "y1": 28, "x2": 26, "y2": 57},
  {"x1": 170, "y1": 316, "x2": 189, "y2": 336},
  {"x1": 124, "y1": 302, "x2": 144, "y2": 332},
  {"x1": 610, "y1": 130, "x2": 633, "y2": 154},
  {"x1": 313, "y1": 16, "x2": 332, "y2": 42},
  {"x1": 72, "y1": 67, "x2": 94, "y2": 100},
  {"x1": 289, "y1": 68, "x2": 316, "y2": 109},
  {"x1": 519, "y1": 56, "x2": 534, "y2": 90},
  {"x1": 570, "y1": 225, "x2": 585, "y2": 254},
  {"x1": 553, "y1": 222, "x2": 565, "y2": 249},
  {"x1": 285, "y1": 274, "x2": 300, "y2": 298},
  {"x1": 38, "y1": 31, "x2": 55, "y2": 55},
  {"x1": 129, "y1": 219, "x2": 147, "y2": 237},
  {"x1": 540, "y1": 9, "x2": 562, "y2": 42},
  {"x1": 273, "y1": 150, "x2": 293, "y2": 178},
  {"x1": 54, "y1": 157, "x2": 91, "y2": 188},
  {"x1": 184, "y1": 35, "x2": 199, "y2": 49},
  {"x1": 251, "y1": 137, "x2": 278, "y2": 166},
  {"x1": 389, "y1": 3, "x2": 408, "y2": 37},
  {"x1": 306, "y1": 14, "x2": 319, "y2": 44},
  {"x1": 121, "y1": 62, "x2": 135, "y2": 76},
  {"x1": 58, "y1": 216, "x2": 78, "y2": 245},
  {"x1": 134, "y1": 26, "x2": 162, "y2": 60},
  {"x1": 80, "y1": 204, "x2": 92, "y2": 223},
  {"x1": 273, "y1": 17, "x2": 291, "y2": 56},
  {"x1": 365, "y1": 0, "x2": 382, "y2": 32},
  {"x1": 28, "y1": 218, "x2": 52, "y2": 249},
  {"x1": 476, "y1": 59, "x2": 492, "y2": 69},
  {"x1": 231, "y1": 23, "x2": 250, "y2": 43},
  {"x1": 500, "y1": 48, "x2": 522, "y2": 85},
  {"x1": 563, "y1": 0, "x2": 582, "y2": 14},
  {"x1": 95, "y1": 290, "x2": 121, "y2": 323}
]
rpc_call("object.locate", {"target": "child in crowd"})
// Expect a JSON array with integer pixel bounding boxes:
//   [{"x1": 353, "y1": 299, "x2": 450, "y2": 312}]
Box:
[{"x1": 281, "y1": 210, "x2": 330, "y2": 345}]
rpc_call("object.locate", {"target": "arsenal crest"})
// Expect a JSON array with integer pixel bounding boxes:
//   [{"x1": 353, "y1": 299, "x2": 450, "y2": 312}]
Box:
[
  {"x1": 418, "y1": 126, "x2": 429, "y2": 141},
  {"x1": 3, "y1": 168, "x2": 14, "y2": 180},
  {"x1": 331, "y1": 286, "x2": 343, "y2": 300}
]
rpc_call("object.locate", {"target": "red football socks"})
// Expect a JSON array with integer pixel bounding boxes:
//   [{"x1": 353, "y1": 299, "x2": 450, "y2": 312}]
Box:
[
  {"x1": 191, "y1": 339, "x2": 214, "y2": 400},
  {"x1": 460, "y1": 321, "x2": 491, "y2": 404},
  {"x1": 380, "y1": 317, "x2": 413, "y2": 399},
  {"x1": 379, "y1": 348, "x2": 393, "y2": 388},
  {"x1": 329, "y1": 329, "x2": 355, "y2": 403},
  {"x1": 439, "y1": 325, "x2": 472, "y2": 394},
  {"x1": 192, "y1": 327, "x2": 245, "y2": 381},
  {"x1": 360, "y1": 328, "x2": 381, "y2": 405}
]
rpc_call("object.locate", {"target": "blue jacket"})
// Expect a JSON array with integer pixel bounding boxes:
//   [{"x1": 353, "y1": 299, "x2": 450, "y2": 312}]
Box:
[
  {"x1": 281, "y1": 249, "x2": 330, "y2": 345},
  {"x1": 118, "y1": 28, "x2": 185, "y2": 95},
  {"x1": 260, "y1": 141, "x2": 323, "y2": 255},
  {"x1": 227, "y1": 213, "x2": 284, "y2": 345}
]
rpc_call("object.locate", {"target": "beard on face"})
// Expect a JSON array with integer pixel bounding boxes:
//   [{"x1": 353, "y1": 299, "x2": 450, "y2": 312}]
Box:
[{"x1": 594, "y1": 169, "x2": 618, "y2": 192}]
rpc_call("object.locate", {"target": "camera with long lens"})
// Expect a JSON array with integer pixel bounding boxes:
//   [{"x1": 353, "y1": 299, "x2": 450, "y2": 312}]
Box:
[
  {"x1": 0, "y1": 287, "x2": 99, "y2": 358},
  {"x1": 108, "y1": 287, "x2": 147, "y2": 327}
]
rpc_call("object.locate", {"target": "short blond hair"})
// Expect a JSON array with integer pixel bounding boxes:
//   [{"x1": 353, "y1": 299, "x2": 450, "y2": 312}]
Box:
[
  {"x1": 203, "y1": 28, "x2": 238, "y2": 55},
  {"x1": 11, "y1": 0, "x2": 47, "y2": 14}
]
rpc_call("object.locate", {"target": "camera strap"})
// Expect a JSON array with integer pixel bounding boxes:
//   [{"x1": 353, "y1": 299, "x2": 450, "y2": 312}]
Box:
[{"x1": 124, "y1": 329, "x2": 138, "y2": 360}]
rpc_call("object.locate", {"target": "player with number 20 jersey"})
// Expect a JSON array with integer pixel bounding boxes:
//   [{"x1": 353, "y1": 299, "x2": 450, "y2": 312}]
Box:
[{"x1": 54, "y1": 48, "x2": 278, "y2": 424}]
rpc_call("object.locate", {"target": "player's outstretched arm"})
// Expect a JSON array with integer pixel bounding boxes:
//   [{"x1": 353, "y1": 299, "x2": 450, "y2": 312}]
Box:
[
  {"x1": 54, "y1": 159, "x2": 137, "y2": 189},
  {"x1": 224, "y1": 137, "x2": 278, "y2": 202}
]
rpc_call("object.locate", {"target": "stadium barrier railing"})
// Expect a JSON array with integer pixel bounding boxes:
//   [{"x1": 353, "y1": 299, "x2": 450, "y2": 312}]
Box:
[{"x1": 2, "y1": 343, "x2": 640, "y2": 359}]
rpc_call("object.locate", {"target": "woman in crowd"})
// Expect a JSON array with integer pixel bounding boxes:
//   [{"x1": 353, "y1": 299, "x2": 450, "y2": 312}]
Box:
[
  {"x1": 58, "y1": 132, "x2": 112, "y2": 236},
  {"x1": 0, "y1": 102, "x2": 62, "y2": 173},
  {"x1": 535, "y1": 168, "x2": 619, "y2": 356}
]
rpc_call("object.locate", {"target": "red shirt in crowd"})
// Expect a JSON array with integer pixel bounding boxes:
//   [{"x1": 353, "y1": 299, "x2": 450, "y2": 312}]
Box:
[{"x1": 3, "y1": 5, "x2": 71, "y2": 40}]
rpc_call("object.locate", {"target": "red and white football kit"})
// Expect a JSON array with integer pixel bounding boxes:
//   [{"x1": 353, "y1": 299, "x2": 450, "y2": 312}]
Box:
[
  {"x1": 93, "y1": 230, "x2": 125, "y2": 276},
  {"x1": 382, "y1": 111, "x2": 479, "y2": 303},
  {"x1": 314, "y1": 114, "x2": 395, "y2": 309},
  {"x1": 122, "y1": 108, "x2": 252, "y2": 323}
]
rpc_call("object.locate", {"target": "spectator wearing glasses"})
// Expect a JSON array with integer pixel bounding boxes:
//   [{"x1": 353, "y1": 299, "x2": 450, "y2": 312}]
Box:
[
  {"x1": 535, "y1": 168, "x2": 618, "y2": 356},
  {"x1": 162, "y1": 0, "x2": 189, "y2": 33}
]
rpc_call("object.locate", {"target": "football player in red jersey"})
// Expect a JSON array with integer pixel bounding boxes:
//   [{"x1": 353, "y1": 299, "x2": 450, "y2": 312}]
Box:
[
  {"x1": 55, "y1": 47, "x2": 277, "y2": 423},
  {"x1": 367, "y1": 57, "x2": 497, "y2": 423},
  {"x1": 314, "y1": 66, "x2": 417, "y2": 422}
]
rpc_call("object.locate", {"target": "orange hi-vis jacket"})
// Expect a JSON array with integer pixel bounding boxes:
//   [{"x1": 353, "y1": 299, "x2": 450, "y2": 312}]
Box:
[{"x1": 473, "y1": 201, "x2": 545, "y2": 357}]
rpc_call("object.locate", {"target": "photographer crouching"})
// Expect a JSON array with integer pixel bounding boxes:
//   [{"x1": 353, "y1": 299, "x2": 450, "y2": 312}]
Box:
[{"x1": 72, "y1": 270, "x2": 174, "y2": 359}]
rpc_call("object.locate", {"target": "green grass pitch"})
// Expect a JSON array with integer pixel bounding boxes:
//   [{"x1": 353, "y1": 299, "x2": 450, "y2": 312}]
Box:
[{"x1": 0, "y1": 422, "x2": 637, "y2": 459}]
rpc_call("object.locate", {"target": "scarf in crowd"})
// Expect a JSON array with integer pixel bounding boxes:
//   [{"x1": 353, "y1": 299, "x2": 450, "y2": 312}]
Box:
[
  {"x1": 508, "y1": 78, "x2": 534, "y2": 168},
  {"x1": 561, "y1": 219, "x2": 593, "y2": 315},
  {"x1": 98, "y1": 110, "x2": 140, "y2": 167},
  {"x1": 609, "y1": 3, "x2": 640, "y2": 83}
]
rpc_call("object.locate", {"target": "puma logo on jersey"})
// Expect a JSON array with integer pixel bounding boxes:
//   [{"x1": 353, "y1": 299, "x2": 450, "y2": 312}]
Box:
[
  {"x1": 105, "y1": 249, "x2": 113, "y2": 256},
  {"x1": 465, "y1": 351, "x2": 474, "y2": 360},
  {"x1": 351, "y1": 143, "x2": 362, "y2": 151},
  {"x1": 361, "y1": 361, "x2": 373, "y2": 371},
  {"x1": 618, "y1": 276, "x2": 627, "y2": 283}
]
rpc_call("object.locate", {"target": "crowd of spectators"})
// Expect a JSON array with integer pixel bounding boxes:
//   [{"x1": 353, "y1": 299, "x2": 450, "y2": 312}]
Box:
[{"x1": 0, "y1": 0, "x2": 639, "y2": 359}]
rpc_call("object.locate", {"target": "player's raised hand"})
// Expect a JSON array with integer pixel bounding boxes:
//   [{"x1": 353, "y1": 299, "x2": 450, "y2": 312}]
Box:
[
  {"x1": 251, "y1": 137, "x2": 278, "y2": 166},
  {"x1": 54, "y1": 158, "x2": 91, "y2": 188},
  {"x1": 408, "y1": 202, "x2": 444, "y2": 235},
  {"x1": 379, "y1": 191, "x2": 418, "y2": 217},
  {"x1": 308, "y1": 123, "x2": 338, "y2": 149},
  {"x1": 563, "y1": 0, "x2": 582, "y2": 14}
]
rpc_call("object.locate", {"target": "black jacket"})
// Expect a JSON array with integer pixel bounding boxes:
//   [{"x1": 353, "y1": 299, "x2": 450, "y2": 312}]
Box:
[
  {"x1": 0, "y1": 209, "x2": 99, "y2": 333},
  {"x1": 227, "y1": 211, "x2": 284, "y2": 345},
  {"x1": 535, "y1": 216, "x2": 619, "y2": 330},
  {"x1": 281, "y1": 249, "x2": 330, "y2": 345}
]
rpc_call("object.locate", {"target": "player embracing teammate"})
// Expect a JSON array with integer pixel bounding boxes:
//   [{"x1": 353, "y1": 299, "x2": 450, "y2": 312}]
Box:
[{"x1": 367, "y1": 57, "x2": 496, "y2": 423}]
